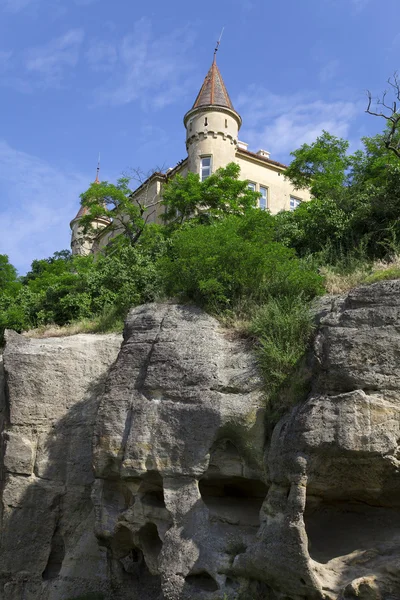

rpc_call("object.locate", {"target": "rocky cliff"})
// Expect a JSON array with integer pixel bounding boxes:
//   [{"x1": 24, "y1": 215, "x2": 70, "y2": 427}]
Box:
[{"x1": 1, "y1": 283, "x2": 400, "y2": 600}]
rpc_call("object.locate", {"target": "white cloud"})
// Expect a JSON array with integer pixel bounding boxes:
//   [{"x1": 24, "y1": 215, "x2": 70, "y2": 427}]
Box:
[
  {"x1": 89, "y1": 18, "x2": 196, "y2": 109},
  {"x1": 319, "y1": 59, "x2": 340, "y2": 83},
  {"x1": 236, "y1": 87, "x2": 360, "y2": 161},
  {"x1": 25, "y1": 28, "x2": 84, "y2": 87},
  {"x1": 85, "y1": 40, "x2": 117, "y2": 72},
  {"x1": 0, "y1": 140, "x2": 88, "y2": 274}
]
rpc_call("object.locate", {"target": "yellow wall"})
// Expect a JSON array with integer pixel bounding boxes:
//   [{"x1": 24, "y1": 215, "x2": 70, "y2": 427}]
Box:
[
  {"x1": 236, "y1": 151, "x2": 311, "y2": 214},
  {"x1": 185, "y1": 107, "x2": 240, "y2": 175}
]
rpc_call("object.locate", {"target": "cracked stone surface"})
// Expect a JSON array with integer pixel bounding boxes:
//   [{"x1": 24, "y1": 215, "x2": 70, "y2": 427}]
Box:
[
  {"x1": 93, "y1": 303, "x2": 267, "y2": 600},
  {"x1": 2, "y1": 284, "x2": 400, "y2": 600},
  {"x1": 236, "y1": 281, "x2": 400, "y2": 600},
  {"x1": 0, "y1": 331, "x2": 122, "y2": 600}
]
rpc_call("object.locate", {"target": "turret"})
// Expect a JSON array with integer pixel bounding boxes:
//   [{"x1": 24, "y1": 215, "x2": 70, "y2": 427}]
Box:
[
  {"x1": 184, "y1": 51, "x2": 242, "y2": 179},
  {"x1": 70, "y1": 163, "x2": 110, "y2": 256}
]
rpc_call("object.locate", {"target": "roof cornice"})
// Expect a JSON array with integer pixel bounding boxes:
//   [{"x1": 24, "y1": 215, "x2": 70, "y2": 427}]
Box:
[
  {"x1": 236, "y1": 148, "x2": 288, "y2": 171},
  {"x1": 184, "y1": 104, "x2": 242, "y2": 129}
]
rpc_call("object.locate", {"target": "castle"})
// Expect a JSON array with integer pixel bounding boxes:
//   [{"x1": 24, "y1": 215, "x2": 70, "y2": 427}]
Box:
[{"x1": 70, "y1": 52, "x2": 311, "y2": 255}]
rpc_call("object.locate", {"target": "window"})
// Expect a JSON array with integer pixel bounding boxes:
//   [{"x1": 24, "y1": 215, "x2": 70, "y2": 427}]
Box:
[
  {"x1": 259, "y1": 186, "x2": 268, "y2": 210},
  {"x1": 225, "y1": 118, "x2": 228, "y2": 128},
  {"x1": 201, "y1": 156, "x2": 212, "y2": 181},
  {"x1": 290, "y1": 196, "x2": 301, "y2": 211},
  {"x1": 248, "y1": 182, "x2": 256, "y2": 191},
  {"x1": 189, "y1": 118, "x2": 193, "y2": 132},
  {"x1": 204, "y1": 117, "x2": 208, "y2": 126}
]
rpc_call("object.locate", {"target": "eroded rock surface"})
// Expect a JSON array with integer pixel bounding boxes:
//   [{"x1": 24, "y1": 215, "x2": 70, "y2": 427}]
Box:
[
  {"x1": 237, "y1": 280, "x2": 400, "y2": 600},
  {"x1": 2, "y1": 283, "x2": 400, "y2": 600},
  {"x1": 0, "y1": 331, "x2": 121, "y2": 600},
  {"x1": 93, "y1": 303, "x2": 267, "y2": 599}
]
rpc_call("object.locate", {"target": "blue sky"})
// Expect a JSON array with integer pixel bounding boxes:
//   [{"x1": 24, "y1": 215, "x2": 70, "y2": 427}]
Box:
[{"x1": 0, "y1": 0, "x2": 399, "y2": 274}]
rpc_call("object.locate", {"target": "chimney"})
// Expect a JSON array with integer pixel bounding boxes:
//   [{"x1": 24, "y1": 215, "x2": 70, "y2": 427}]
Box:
[{"x1": 257, "y1": 149, "x2": 270, "y2": 159}]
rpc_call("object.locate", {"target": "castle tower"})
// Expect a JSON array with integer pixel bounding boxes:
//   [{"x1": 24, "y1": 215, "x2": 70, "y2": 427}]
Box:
[
  {"x1": 184, "y1": 51, "x2": 242, "y2": 179},
  {"x1": 70, "y1": 163, "x2": 110, "y2": 256}
]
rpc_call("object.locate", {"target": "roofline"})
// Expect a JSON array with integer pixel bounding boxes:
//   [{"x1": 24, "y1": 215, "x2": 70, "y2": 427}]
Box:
[
  {"x1": 130, "y1": 171, "x2": 166, "y2": 199},
  {"x1": 184, "y1": 105, "x2": 242, "y2": 129},
  {"x1": 70, "y1": 214, "x2": 111, "y2": 229},
  {"x1": 129, "y1": 158, "x2": 188, "y2": 199},
  {"x1": 236, "y1": 148, "x2": 288, "y2": 171}
]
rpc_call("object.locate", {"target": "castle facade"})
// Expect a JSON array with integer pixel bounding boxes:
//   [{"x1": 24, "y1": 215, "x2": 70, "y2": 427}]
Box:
[{"x1": 71, "y1": 55, "x2": 311, "y2": 255}]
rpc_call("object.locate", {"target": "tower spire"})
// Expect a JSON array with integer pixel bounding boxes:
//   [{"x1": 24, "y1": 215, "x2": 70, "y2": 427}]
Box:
[
  {"x1": 213, "y1": 27, "x2": 224, "y2": 63},
  {"x1": 95, "y1": 153, "x2": 100, "y2": 184}
]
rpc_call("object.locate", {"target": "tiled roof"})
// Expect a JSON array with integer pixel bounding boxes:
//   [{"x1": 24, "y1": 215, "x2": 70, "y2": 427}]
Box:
[
  {"x1": 72, "y1": 205, "x2": 90, "y2": 221},
  {"x1": 71, "y1": 173, "x2": 111, "y2": 223},
  {"x1": 192, "y1": 57, "x2": 235, "y2": 111}
]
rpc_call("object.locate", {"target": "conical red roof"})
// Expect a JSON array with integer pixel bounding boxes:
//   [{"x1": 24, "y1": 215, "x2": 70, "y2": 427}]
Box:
[
  {"x1": 192, "y1": 57, "x2": 235, "y2": 111},
  {"x1": 71, "y1": 167, "x2": 110, "y2": 225},
  {"x1": 72, "y1": 204, "x2": 90, "y2": 221}
]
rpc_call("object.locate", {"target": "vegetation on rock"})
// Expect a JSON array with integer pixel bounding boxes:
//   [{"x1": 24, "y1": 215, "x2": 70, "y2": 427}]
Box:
[{"x1": 2, "y1": 117, "x2": 400, "y2": 407}]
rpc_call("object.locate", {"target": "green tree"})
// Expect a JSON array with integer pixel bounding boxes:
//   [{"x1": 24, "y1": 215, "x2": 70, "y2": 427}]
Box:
[
  {"x1": 79, "y1": 176, "x2": 154, "y2": 247},
  {"x1": 284, "y1": 131, "x2": 350, "y2": 199},
  {"x1": 0, "y1": 254, "x2": 19, "y2": 293},
  {"x1": 161, "y1": 162, "x2": 260, "y2": 226}
]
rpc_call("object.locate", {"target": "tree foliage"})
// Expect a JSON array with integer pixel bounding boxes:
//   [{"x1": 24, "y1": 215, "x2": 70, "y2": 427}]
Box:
[
  {"x1": 2, "y1": 116, "x2": 400, "y2": 345},
  {"x1": 0, "y1": 254, "x2": 20, "y2": 294},
  {"x1": 280, "y1": 125, "x2": 400, "y2": 262},
  {"x1": 161, "y1": 162, "x2": 260, "y2": 226},
  {"x1": 284, "y1": 131, "x2": 350, "y2": 199}
]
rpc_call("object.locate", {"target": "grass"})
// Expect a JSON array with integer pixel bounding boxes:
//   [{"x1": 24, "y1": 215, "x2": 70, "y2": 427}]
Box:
[
  {"x1": 247, "y1": 296, "x2": 314, "y2": 426},
  {"x1": 22, "y1": 308, "x2": 124, "y2": 339},
  {"x1": 218, "y1": 295, "x2": 315, "y2": 430},
  {"x1": 320, "y1": 254, "x2": 400, "y2": 294}
]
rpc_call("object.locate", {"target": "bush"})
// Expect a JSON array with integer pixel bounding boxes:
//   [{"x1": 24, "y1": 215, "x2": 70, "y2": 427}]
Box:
[
  {"x1": 161, "y1": 213, "x2": 324, "y2": 311},
  {"x1": 0, "y1": 234, "x2": 167, "y2": 339}
]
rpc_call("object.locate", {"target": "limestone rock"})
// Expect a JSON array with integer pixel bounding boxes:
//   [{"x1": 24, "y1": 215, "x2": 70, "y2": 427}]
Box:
[
  {"x1": 0, "y1": 331, "x2": 121, "y2": 600},
  {"x1": 2, "y1": 282, "x2": 400, "y2": 600},
  {"x1": 93, "y1": 303, "x2": 267, "y2": 599},
  {"x1": 236, "y1": 280, "x2": 400, "y2": 600}
]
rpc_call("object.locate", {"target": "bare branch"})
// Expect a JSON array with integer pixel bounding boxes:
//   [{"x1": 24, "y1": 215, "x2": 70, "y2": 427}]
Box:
[{"x1": 366, "y1": 73, "x2": 400, "y2": 158}]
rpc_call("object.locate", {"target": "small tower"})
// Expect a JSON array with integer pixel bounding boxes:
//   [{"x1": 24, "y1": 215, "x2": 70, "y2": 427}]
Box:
[
  {"x1": 70, "y1": 162, "x2": 110, "y2": 256},
  {"x1": 184, "y1": 46, "x2": 242, "y2": 179}
]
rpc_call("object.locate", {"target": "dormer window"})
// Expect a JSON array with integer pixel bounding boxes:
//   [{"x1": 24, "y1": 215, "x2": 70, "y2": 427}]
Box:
[{"x1": 201, "y1": 156, "x2": 212, "y2": 181}]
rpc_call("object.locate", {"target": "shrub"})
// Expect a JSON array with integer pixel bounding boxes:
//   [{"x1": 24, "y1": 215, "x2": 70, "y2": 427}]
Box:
[{"x1": 161, "y1": 214, "x2": 323, "y2": 311}]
